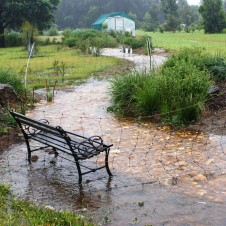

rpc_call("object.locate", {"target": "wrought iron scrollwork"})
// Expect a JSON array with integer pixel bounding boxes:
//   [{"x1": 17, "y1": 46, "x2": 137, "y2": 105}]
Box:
[
  {"x1": 72, "y1": 136, "x2": 104, "y2": 158},
  {"x1": 56, "y1": 126, "x2": 71, "y2": 141},
  {"x1": 23, "y1": 119, "x2": 49, "y2": 136}
]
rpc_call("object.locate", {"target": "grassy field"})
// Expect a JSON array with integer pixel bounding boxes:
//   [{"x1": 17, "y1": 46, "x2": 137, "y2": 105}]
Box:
[
  {"x1": 0, "y1": 45, "x2": 121, "y2": 89},
  {"x1": 137, "y1": 30, "x2": 226, "y2": 55},
  {"x1": 0, "y1": 184, "x2": 93, "y2": 225}
]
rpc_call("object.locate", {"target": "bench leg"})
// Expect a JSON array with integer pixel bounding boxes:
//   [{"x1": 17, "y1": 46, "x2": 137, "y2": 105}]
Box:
[
  {"x1": 24, "y1": 137, "x2": 32, "y2": 163},
  {"x1": 74, "y1": 158, "x2": 82, "y2": 184},
  {"x1": 52, "y1": 148, "x2": 59, "y2": 157},
  {"x1": 105, "y1": 148, "x2": 112, "y2": 177}
]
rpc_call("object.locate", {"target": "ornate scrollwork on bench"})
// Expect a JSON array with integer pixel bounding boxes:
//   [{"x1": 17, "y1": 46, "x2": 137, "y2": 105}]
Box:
[
  {"x1": 72, "y1": 136, "x2": 104, "y2": 158},
  {"x1": 23, "y1": 119, "x2": 49, "y2": 137},
  {"x1": 9, "y1": 110, "x2": 113, "y2": 184}
]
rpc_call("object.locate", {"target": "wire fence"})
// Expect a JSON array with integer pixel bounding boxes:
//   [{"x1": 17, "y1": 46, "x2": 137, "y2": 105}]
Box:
[{"x1": 1, "y1": 49, "x2": 226, "y2": 224}]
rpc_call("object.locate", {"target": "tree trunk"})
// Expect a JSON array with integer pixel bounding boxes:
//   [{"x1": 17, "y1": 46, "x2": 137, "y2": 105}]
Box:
[{"x1": 0, "y1": 24, "x2": 5, "y2": 48}]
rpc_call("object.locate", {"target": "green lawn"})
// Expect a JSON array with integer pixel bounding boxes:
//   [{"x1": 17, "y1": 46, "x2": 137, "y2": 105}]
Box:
[
  {"x1": 0, "y1": 184, "x2": 93, "y2": 226},
  {"x1": 137, "y1": 30, "x2": 226, "y2": 55},
  {"x1": 0, "y1": 45, "x2": 121, "y2": 89}
]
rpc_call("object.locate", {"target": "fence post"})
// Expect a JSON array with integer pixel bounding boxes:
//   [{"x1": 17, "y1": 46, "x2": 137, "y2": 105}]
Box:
[{"x1": 146, "y1": 37, "x2": 152, "y2": 71}]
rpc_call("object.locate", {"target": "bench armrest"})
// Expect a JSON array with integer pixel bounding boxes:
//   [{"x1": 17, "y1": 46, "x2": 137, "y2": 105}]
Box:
[{"x1": 70, "y1": 136, "x2": 106, "y2": 158}]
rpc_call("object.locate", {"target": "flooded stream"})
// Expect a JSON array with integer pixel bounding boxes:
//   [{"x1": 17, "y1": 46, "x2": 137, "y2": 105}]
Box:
[{"x1": 1, "y1": 49, "x2": 226, "y2": 225}]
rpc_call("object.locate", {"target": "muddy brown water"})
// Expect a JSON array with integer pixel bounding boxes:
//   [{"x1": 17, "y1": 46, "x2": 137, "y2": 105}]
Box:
[{"x1": 1, "y1": 49, "x2": 226, "y2": 225}]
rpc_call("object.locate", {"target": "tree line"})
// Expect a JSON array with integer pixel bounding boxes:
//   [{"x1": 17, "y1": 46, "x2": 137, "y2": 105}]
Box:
[
  {"x1": 55, "y1": 0, "x2": 201, "y2": 32},
  {"x1": 55, "y1": 0, "x2": 226, "y2": 34},
  {"x1": 1, "y1": 0, "x2": 226, "y2": 48}
]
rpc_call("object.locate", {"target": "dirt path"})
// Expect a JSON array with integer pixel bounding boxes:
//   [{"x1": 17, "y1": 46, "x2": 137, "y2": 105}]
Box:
[{"x1": 1, "y1": 49, "x2": 226, "y2": 225}]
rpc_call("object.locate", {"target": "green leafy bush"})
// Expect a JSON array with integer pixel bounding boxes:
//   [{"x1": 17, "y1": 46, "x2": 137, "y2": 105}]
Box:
[
  {"x1": 162, "y1": 48, "x2": 207, "y2": 70},
  {"x1": 63, "y1": 37, "x2": 77, "y2": 47},
  {"x1": 109, "y1": 51, "x2": 212, "y2": 127},
  {"x1": 5, "y1": 32, "x2": 23, "y2": 47},
  {"x1": 120, "y1": 36, "x2": 147, "y2": 49},
  {"x1": 63, "y1": 29, "x2": 117, "y2": 54},
  {"x1": 62, "y1": 28, "x2": 74, "y2": 39},
  {"x1": 47, "y1": 27, "x2": 58, "y2": 36},
  {"x1": 162, "y1": 48, "x2": 226, "y2": 80},
  {"x1": 0, "y1": 69, "x2": 24, "y2": 94}
]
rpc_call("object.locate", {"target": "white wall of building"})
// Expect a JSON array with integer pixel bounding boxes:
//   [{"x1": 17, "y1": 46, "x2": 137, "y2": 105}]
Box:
[{"x1": 104, "y1": 16, "x2": 135, "y2": 36}]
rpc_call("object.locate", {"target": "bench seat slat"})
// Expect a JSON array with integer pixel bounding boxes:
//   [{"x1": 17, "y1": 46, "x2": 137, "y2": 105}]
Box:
[{"x1": 33, "y1": 132, "x2": 105, "y2": 159}]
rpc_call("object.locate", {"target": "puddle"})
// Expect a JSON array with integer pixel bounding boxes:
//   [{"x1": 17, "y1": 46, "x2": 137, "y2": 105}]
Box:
[
  {"x1": 1, "y1": 49, "x2": 226, "y2": 225},
  {"x1": 102, "y1": 48, "x2": 166, "y2": 72}
]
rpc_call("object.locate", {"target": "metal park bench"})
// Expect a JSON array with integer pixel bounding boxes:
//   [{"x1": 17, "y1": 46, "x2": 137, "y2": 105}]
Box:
[{"x1": 9, "y1": 110, "x2": 113, "y2": 184}]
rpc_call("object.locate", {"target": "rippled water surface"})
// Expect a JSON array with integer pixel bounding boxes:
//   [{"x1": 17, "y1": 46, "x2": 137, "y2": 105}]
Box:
[{"x1": 1, "y1": 49, "x2": 226, "y2": 225}]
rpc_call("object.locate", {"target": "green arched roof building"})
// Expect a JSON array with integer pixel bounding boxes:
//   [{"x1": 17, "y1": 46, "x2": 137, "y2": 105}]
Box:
[{"x1": 92, "y1": 12, "x2": 135, "y2": 36}]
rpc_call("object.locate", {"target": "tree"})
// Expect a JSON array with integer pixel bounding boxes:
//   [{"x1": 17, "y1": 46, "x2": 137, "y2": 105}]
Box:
[
  {"x1": 0, "y1": 0, "x2": 59, "y2": 47},
  {"x1": 199, "y1": 0, "x2": 225, "y2": 33},
  {"x1": 142, "y1": 2, "x2": 163, "y2": 31},
  {"x1": 177, "y1": 0, "x2": 201, "y2": 28},
  {"x1": 161, "y1": 0, "x2": 180, "y2": 31}
]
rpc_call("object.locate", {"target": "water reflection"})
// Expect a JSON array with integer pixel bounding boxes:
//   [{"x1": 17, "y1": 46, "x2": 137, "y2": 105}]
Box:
[{"x1": 1, "y1": 49, "x2": 226, "y2": 224}]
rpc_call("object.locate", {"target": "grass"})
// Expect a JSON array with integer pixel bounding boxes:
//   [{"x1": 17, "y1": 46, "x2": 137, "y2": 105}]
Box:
[
  {"x1": 0, "y1": 69, "x2": 25, "y2": 94},
  {"x1": 0, "y1": 45, "x2": 122, "y2": 90},
  {"x1": 37, "y1": 35, "x2": 63, "y2": 43},
  {"x1": 109, "y1": 48, "x2": 213, "y2": 127},
  {"x1": 137, "y1": 30, "x2": 226, "y2": 55},
  {"x1": 0, "y1": 183, "x2": 94, "y2": 226}
]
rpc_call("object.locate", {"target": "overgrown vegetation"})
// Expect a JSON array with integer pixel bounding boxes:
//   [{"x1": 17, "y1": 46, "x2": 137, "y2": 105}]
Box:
[
  {"x1": 108, "y1": 48, "x2": 225, "y2": 127},
  {"x1": 162, "y1": 47, "x2": 226, "y2": 80},
  {"x1": 62, "y1": 29, "x2": 149, "y2": 54},
  {"x1": 62, "y1": 29, "x2": 117, "y2": 55},
  {"x1": 0, "y1": 45, "x2": 121, "y2": 90},
  {"x1": 0, "y1": 183, "x2": 93, "y2": 225},
  {"x1": 0, "y1": 69, "x2": 25, "y2": 94}
]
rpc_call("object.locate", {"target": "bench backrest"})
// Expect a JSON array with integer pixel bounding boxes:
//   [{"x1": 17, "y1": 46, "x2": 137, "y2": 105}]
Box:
[
  {"x1": 9, "y1": 110, "x2": 112, "y2": 159},
  {"x1": 9, "y1": 110, "x2": 64, "y2": 138}
]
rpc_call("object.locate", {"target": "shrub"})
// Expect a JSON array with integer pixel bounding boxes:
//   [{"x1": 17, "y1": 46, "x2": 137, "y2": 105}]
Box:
[
  {"x1": 0, "y1": 69, "x2": 24, "y2": 94},
  {"x1": 162, "y1": 48, "x2": 226, "y2": 80},
  {"x1": 48, "y1": 27, "x2": 58, "y2": 36},
  {"x1": 109, "y1": 54, "x2": 212, "y2": 127},
  {"x1": 63, "y1": 29, "x2": 118, "y2": 52},
  {"x1": 121, "y1": 36, "x2": 147, "y2": 49},
  {"x1": 161, "y1": 48, "x2": 207, "y2": 70},
  {"x1": 5, "y1": 32, "x2": 23, "y2": 47},
  {"x1": 62, "y1": 28, "x2": 74, "y2": 39},
  {"x1": 158, "y1": 60, "x2": 211, "y2": 125},
  {"x1": 63, "y1": 37, "x2": 77, "y2": 47},
  {"x1": 46, "y1": 90, "x2": 53, "y2": 102},
  {"x1": 108, "y1": 71, "x2": 150, "y2": 116}
]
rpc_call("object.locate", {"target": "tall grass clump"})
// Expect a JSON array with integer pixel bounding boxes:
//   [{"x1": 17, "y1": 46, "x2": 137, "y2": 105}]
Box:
[
  {"x1": 162, "y1": 47, "x2": 226, "y2": 80},
  {"x1": 0, "y1": 69, "x2": 24, "y2": 94},
  {"x1": 108, "y1": 71, "x2": 150, "y2": 116},
  {"x1": 109, "y1": 48, "x2": 212, "y2": 127},
  {"x1": 134, "y1": 61, "x2": 211, "y2": 126},
  {"x1": 158, "y1": 61, "x2": 211, "y2": 125}
]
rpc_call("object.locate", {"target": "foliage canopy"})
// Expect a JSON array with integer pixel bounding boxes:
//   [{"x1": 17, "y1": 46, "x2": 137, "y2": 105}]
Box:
[
  {"x1": 199, "y1": 0, "x2": 225, "y2": 33},
  {"x1": 0, "y1": 0, "x2": 59, "y2": 47}
]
